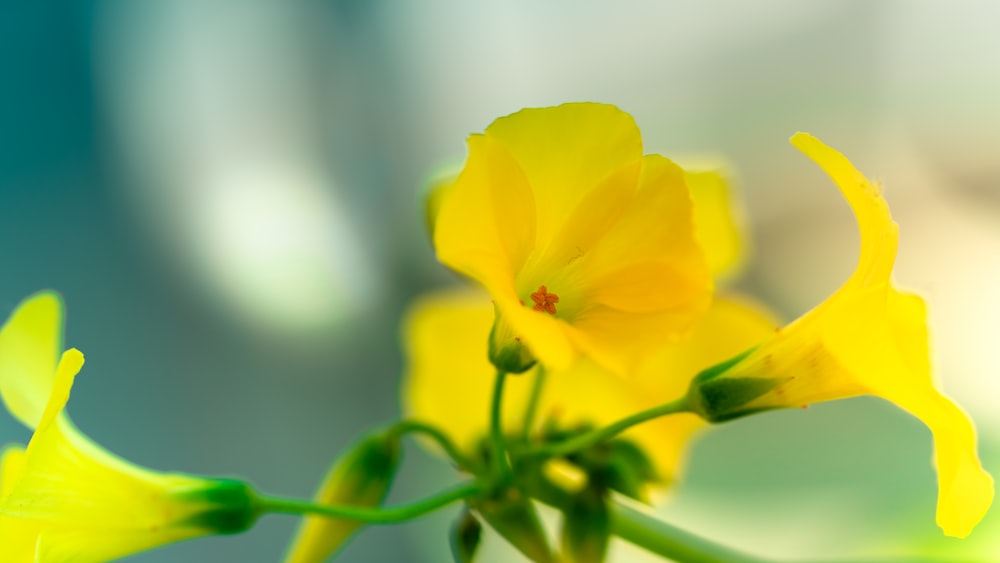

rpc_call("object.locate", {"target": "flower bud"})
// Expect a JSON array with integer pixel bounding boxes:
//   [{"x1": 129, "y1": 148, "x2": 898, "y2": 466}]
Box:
[
  {"x1": 475, "y1": 488, "x2": 555, "y2": 563},
  {"x1": 283, "y1": 430, "x2": 402, "y2": 563},
  {"x1": 178, "y1": 478, "x2": 260, "y2": 535},
  {"x1": 685, "y1": 348, "x2": 787, "y2": 423},
  {"x1": 488, "y1": 305, "x2": 536, "y2": 374},
  {"x1": 449, "y1": 508, "x2": 483, "y2": 563},
  {"x1": 561, "y1": 488, "x2": 610, "y2": 563}
]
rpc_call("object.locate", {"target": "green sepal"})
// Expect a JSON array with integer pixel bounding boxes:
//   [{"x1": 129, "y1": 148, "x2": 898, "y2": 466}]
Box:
[
  {"x1": 688, "y1": 376, "x2": 788, "y2": 423},
  {"x1": 691, "y1": 347, "x2": 756, "y2": 384},
  {"x1": 488, "y1": 305, "x2": 536, "y2": 374},
  {"x1": 601, "y1": 440, "x2": 660, "y2": 503},
  {"x1": 450, "y1": 507, "x2": 483, "y2": 563},
  {"x1": 177, "y1": 478, "x2": 259, "y2": 534},
  {"x1": 561, "y1": 488, "x2": 610, "y2": 563},
  {"x1": 475, "y1": 489, "x2": 555, "y2": 563}
]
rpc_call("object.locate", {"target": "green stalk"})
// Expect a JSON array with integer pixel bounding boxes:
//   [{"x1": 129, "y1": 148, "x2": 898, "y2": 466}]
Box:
[
  {"x1": 490, "y1": 369, "x2": 513, "y2": 483},
  {"x1": 258, "y1": 481, "x2": 483, "y2": 524},
  {"x1": 520, "y1": 366, "x2": 547, "y2": 442},
  {"x1": 388, "y1": 420, "x2": 476, "y2": 470},
  {"x1": 522, "y1": 397, "x2": 690, "y2": 458},
  {"x1": 612, "y1": 499, "x2": 965, "y2": 563},
  {"x1": 610, "y1": 498, "x2": 768, "y2": 563}
]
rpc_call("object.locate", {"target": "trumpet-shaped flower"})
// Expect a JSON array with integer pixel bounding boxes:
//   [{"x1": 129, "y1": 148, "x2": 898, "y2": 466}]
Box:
[
  {"x1": 686, "y1": 134, "x2": 994, "y2": 538},
  {"x1": 0, "y1": 292, "x2": 257, "y2": 563},
  {"x1": 431, "y1": 103, "x2": 712, "y2": 375},
  {"x1": 401, "y1": 288, "x2": 776, "y2": 488}
]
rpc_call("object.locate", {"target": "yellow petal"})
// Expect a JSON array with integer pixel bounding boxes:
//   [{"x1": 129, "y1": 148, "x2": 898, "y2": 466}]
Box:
[
  {"x1": 514, "y1": 159, "x2": 640, "y2": 302},
  {"x1": 0, "y1": 447, "x2": 35, "y2": 562},
  {"x1": 791, "y1": 133, "x2": 898, "y2": 288},
  {"x1": 422, "y1": 160, "x2": 464, "y2": 239},
  {"x1": 683, "y1": 163, "x2": 747, "y2": 282},
  {"x1": 484, "y1": 103, "x2": 642, "y2": 244},
  {"x1": 0, "y1": 292, "x2": 63, "y2": 430},
  {"x1": 434, "y1": 133, "x2": 535, "y2": 299},
  {"x1": 0, "y1": 516, "x2": 38, "y2": 563},
  {"x1": 582, "y1": 155, "x2": 701, "y2": 271},
  {"x1": 35, "y1": 528, "x2": 201, "y2": 563},
  {"x1": 33, "y1": 349, "x2": 84, "y2": 437},
  {"x1": 822, "y1": 287, "x2": 994, "y2": 538},
  {"x1": 558, "y1": 155, "x2": 712, "y2": 376},
  {"x1": 587, "y1": 259, "x2": 707, "y2": 313},
  {"x1": 566, "y1": 306, "x2": 705, "y2": 378},
  {"x1": 1, "y1": 445, "x2": 27, "y2": 498}
]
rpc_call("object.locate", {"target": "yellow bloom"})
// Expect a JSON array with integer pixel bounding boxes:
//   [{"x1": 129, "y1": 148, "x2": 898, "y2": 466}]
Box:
[
  {"x1": 401, "y1": 288, "x2": 775, "y2": 488},
  {"x1": 686, "y1": 134, "x2": 994, "y2": 538},
  {"x1": 0, "y1": 292, "x2": 257, "y2": 563},
  {"x1": 683, "y1": 161, "x2": 748, "y2": 283},
  {"x1": 432, "y1": 103, "x2": 712, "y2": 375}
]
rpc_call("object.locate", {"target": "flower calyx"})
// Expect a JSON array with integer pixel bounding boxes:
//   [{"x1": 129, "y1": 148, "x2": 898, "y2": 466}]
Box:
[{"x1": 488, "y1": 302, "x2": 537, "y2": 374}]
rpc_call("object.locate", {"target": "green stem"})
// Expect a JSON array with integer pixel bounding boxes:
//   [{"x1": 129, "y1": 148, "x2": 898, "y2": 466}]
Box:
[
  {"x1": 258, "y1": 481, "x2": 483, "y2": 524},
  {"x1": 522, "y1": 397, "x2": 690, "y2": 458},
  {"x1": 610, "y1": 498, "x2": 768, "y2": 563},
  {"x1": 388, "y1": 420, "x2": 475, "y2": 470},
  {"x1": 489, "y1": 369, "x2": 512, "y2": 483},
  {"x1": 520, "y1": 366, "x2": 547, "y2": 442}
]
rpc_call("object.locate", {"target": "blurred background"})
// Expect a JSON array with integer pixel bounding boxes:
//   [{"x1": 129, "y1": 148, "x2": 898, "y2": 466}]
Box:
[{"x1": 1, "y1": 0, "x2": 998, "y2": 561}]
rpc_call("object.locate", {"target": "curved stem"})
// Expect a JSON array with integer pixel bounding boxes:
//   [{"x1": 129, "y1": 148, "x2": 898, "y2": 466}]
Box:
[
  {"x1": 258, "y1": 481, "x2": 483, "y2": 524},
  {"x1": 610, "y1": 497, "x2": 768, "y2": 563},
  {"x1": 522, "y1": 397, "x2": 690, "y2": 458},
  {"x1": 388, "y1": 420, "x2": 475, "y2": 470},
  {"x1": 489, "y1": 369, "x2": 512, "y2": 483},
  {"x1": 611, "y1": 498, "x2": 965, "y2": 563}
]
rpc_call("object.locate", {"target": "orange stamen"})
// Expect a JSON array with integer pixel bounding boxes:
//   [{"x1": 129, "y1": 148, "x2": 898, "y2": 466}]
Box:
[{"x1": 530, "y1": 285, "x2": 560, "y2": 315}]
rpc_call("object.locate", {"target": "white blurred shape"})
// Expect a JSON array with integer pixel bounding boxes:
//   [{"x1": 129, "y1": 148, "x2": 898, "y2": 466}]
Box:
[
  {"x1": 197, "y1": 165, "x2": 370, "y2": 330},
  {"x1": 96, "y1": 0, "x2": 376, "y2": 332}
]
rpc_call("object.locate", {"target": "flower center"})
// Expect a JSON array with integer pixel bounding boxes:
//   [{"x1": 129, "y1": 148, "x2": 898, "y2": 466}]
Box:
[{"x1": 530, "y1": 285, "x2": 560, "y2": 315}]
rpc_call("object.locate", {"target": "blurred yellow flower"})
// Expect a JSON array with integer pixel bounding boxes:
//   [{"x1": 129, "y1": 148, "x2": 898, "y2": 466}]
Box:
[
  {"x1": 431, "y1": 102, "x2": 712, "y2": 375},
  {"x1": 687, "y1": 134, "x2": 994, "y2": 538},
  {"x1": 0, "y1": 293, "x2": 257, "y2": 562},
  {"x1": 401, "y1": 288, "x2": 775, "y2": 488}
]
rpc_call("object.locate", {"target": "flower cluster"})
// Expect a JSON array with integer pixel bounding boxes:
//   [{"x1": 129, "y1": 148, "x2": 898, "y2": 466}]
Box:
[
  {"x1": 406, "y1": 101, "x2": 993, "y2": 555},
  {"x1": 0, "y1": 101, "x2": 992, "y2": 562}
]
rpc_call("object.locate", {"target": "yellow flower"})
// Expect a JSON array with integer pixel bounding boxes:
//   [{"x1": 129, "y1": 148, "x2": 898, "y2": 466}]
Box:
[
  {"x1": 401, "y1": 289, "x2": 775, "y2": 489},
  {"x1": 0, "y1": 292, "x2": 257, "y2": 563},
  {"x1": 431, "y1": 102, "x2": 712, "y2": 375},
  {"x1": 686, "y1": 134, "x2": 994, "y2": 538}
]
